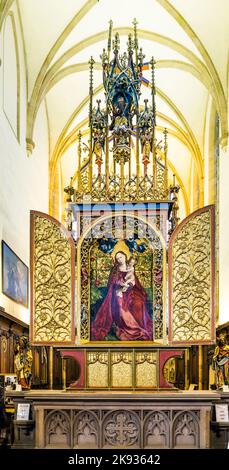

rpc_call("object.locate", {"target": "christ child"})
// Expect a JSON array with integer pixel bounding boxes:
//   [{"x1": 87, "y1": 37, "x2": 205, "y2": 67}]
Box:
[{"x1": 116, "y1": 257, "x2": 136, "y2": 297}]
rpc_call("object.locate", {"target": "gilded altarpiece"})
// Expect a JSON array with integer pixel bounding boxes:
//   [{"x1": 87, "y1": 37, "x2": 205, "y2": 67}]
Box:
[
  {"x1": 20, "y1": 23, "x2": 218, "y2": 451},
  {"x1": 30, "y1": 211, "x2": 75, "y2": 345},
  {"x1": 168, "y1": 205, "x2": 215, "y2": 345},
  {"x1": 29, "y1": 205, "x2": 216, "y2": 390},
  {"x1": 77, "y1": 214, "x2": 166, "y2": 344},
  {"x1": 29, "y1": 20, "x2": 215, "y2": 392}
]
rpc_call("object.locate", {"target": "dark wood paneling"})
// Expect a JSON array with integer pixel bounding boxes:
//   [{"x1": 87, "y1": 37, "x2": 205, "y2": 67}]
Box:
[{"x1": 0, "y1": 306, "x2": 48, "y2": 388}]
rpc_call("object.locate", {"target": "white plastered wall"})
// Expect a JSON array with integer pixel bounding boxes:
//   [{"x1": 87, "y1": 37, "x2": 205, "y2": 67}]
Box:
[
  {"x1": 0, "y1": 5, "x2": 49, "y2": 324},
  {"x1": 218, "y1": 138, "x2": 229, "y2": 325},
  {"x1": 218, "y1": 57, "x2": 229, "y2": 326}
]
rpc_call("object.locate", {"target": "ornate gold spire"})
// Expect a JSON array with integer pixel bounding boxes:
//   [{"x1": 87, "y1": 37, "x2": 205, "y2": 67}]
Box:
[{"x1": 67, "y1": 20, "x2": 177, "y2": 204}]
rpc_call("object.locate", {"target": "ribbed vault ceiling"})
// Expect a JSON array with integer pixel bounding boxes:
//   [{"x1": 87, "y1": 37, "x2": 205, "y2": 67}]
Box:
[{"x1": 8, "y1": 0, "x2": 229, "y2": 217}]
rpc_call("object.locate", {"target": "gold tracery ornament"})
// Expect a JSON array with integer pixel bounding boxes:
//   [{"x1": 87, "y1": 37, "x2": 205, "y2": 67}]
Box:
[
  {"x1": 30, "y1": 211, "x2": 75, "y2": 345},
  {"x1": 168, "y1": 205, "x2": 215, "y2": 344}
]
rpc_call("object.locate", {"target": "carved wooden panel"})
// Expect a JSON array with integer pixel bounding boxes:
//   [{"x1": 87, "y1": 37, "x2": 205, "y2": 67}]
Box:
[
  {"x1": 32, "y1": 346, "x2": 48, "y2": 386},
  {"x1": 144, "y1": 411, "x2": 169, "y2": 448},
  {"x1": 172, "y1": 411, "x2": 199, "y2": 448},
  {"x1": 30, "y1": 211, "x2": 75, "y2": 345},
  {"x1": 65, "y1": 348, "x2": 185, "y2": 390},
  {"x1": 0, "y1": 308, "x2": 31, "y2": 376},
  {"x1": 73, "y1": 411, "x2": 99, "y2": 448},
  {"x1": 168, "y1": 206, "x2": 215, "y2": 345},
  {"x1": 103, "y1": 410, "x2": 140, "y2": 448},
  {"x1": 87, "y1": 351, "x2": 108, "y2": 388},
  {"x1": 0, "y1": 334, "x2": 9, "y2": 372},
  {"x1": 111, "y1": 351, "x2": 133, "y2": 388},
  {"x1": 39, "y1": 405, "x2": 206, "y2": 449},
  {"x1": 0, "y1": 375, "x2": 4, "y2": 406},
  {"x1": 45, "y1": 410, "x2": 71, "y2": 447},
  {"x1": 135, "y1": 351, "x2": 157, "y2": 388}
]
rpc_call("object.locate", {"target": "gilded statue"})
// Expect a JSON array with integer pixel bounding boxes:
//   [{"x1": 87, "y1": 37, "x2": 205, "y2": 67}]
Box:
[
  {"x1": 64, "y1": 177, "x2": 75, "y2": 202},
  {"x1": 14, "y1": 336, "x2": 33, "y2": 390},
  {"x1": 94, "y1": 139, "x2": 103, "y2": 161},
  {"x1": 110, "y1": 96, "x2": 129, "y2": 131},
  {"x1": 212, "y1": 331, "x2": 229, "y2": 389},
  {"x1": 142, "y1": 130, "x2": 152, "y2": 162},
  {"x1": 93, "y1": 129, "x2": 105, "y2": 175}
]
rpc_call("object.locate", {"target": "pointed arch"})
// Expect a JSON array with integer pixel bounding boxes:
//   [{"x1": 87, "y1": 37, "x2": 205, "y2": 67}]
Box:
[{"x1": 2, "y1": 11, "x2": 20, "y2": 141}]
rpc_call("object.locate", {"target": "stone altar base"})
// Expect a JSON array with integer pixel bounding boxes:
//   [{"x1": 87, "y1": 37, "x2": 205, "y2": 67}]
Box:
[{"x1": 7, "y1": 390, "x2": 220, "y2": 449}]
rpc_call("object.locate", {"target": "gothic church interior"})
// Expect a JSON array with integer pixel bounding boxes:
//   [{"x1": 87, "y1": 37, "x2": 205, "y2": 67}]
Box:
[{"x1": 0, "y1": 0, "x2": 228, "y2": 450}]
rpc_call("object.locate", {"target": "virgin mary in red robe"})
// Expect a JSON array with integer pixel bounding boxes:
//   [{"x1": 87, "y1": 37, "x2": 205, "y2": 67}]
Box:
[{"x1": 91, "y1": 252, "x2": 153, "y2": 341}]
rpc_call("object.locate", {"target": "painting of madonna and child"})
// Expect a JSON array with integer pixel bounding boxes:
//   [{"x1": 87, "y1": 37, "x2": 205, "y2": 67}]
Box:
[{"x1": 90, "y1": 239, "x2": 156, "y2": 342}]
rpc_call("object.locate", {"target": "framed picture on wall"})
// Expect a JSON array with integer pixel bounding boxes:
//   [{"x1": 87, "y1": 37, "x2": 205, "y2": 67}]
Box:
[{"x1": 1, "y1": 241, "x2": 28, "y2": 308}]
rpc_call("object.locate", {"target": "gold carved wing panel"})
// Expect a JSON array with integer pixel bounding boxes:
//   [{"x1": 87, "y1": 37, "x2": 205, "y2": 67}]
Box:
[
  {"x1": 30, "y1": 211, "x2": 75, "y2": 345},
  {"x1": 168, "y1": 205, "x2": 215, "y2": 344}
]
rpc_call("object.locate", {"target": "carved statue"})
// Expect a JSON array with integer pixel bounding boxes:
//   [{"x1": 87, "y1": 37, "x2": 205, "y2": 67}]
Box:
[
  {"x1": 110, "y1": 96, "x2": 130, "y2": 131},
  {"x1": 212, "y1": 331, "x2": 229, "y2": 389},
  {"x1": 94, "y1": 139, "x2": 103, "y2": 160},
  {"x1": 65, "y1": 208, "x2": 72, "y2": 232},
  {"x1": 64, "y1": 177, "x2": 75, "y2": 202},
  {"x1": 14, "y1": 336, "x2": 33, "y2": 390},
  {"x1": 93, "y1": 130, "x2": 105, "y2": 162},
  {"x1": 142, "y1": 130, "x2": 152, "y2": 161},
  {"x1": 92, "y1": 101, "x2": 106, "y2": 174}
]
